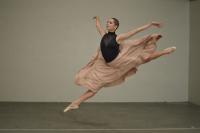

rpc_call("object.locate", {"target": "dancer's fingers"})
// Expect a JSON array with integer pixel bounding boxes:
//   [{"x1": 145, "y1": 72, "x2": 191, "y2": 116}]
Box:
[{"x1": 151, "y1": 21, "x2": 163, "y2": 28}]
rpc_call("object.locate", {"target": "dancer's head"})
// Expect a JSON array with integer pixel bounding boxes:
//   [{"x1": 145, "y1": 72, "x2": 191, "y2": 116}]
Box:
[{"x1": 106, "y1": 18, "x2": 119, "y2": 32}]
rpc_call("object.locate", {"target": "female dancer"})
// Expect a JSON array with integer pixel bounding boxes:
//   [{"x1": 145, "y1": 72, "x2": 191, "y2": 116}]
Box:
[{"x1": 63, "y1": 16, "x2": 176, "y2": 112}]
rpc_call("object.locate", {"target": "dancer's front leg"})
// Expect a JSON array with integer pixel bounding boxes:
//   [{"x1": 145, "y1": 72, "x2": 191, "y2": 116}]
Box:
[
  {"x1": 63, "y1": 89, "x2": 96, "y2": 112},
  {"x1": 144, "y1": 46, "x2": 176, "y2": 63}
]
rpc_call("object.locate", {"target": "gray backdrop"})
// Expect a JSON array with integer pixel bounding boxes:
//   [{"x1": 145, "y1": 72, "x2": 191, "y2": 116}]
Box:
[{"x1": 0, "y1": 0, "x2": 189, "y2": 102}]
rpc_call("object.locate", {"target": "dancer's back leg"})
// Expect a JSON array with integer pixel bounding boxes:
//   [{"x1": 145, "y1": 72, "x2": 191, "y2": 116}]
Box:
[{"x1": 63, "y1": 89, "x2": 97, "y2": 112}]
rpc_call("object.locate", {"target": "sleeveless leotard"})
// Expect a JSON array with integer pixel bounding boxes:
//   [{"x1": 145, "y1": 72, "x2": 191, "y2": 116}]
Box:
[{"x1": 100, "y1": 31, "x2": 120, "y2": 63}]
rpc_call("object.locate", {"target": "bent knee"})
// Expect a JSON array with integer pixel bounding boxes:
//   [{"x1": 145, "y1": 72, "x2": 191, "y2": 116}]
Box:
[
  {"x1": 75, "y1": 74, "x2": 82, "y2": 84},
  {"x1": 143, "y1": 56, "x2": 151, "y2": 63}
]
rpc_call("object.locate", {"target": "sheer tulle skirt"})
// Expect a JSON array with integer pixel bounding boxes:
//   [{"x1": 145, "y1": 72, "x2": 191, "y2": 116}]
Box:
[{"x1": 74, "y1": 34, "x2": 161, "y2": 93}]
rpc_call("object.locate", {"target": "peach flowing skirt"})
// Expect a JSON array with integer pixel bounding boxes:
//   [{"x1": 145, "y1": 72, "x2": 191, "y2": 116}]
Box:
[{"x1": 74, "y1": 34, "x2": 161, "y2": 93}]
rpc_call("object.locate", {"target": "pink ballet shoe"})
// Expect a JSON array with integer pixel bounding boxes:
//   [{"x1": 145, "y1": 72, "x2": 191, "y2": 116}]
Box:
[
  {"x1": 156, "y1": 35, "x2": 162, "y2": 40},
  {"x1": 151, "y1": 34, "x2": 162, "y2": 41},
  {"x1": 63, "y1": 103, "x2": 79, "y2": 112},
  {"x1": 163, "y1": 46, "x2": 176, "y2": 54}
]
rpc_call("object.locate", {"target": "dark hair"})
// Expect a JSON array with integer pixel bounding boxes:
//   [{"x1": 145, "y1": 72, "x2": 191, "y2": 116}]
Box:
[{"x1": 112, "y1": 18, "x2": 119, "y2": 30}]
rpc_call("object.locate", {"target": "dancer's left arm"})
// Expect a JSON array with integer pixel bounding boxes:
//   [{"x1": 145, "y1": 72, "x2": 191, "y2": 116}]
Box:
[{"x1": 116, "y1": 21, "x2": 162, "y2": 44}]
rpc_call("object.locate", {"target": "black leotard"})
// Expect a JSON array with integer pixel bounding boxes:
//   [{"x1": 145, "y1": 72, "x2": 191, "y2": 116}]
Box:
[{"x1": 100, "y1": 31, "x2": 120, "y2": 63}]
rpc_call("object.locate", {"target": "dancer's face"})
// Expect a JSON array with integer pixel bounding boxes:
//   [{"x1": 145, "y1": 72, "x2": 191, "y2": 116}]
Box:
[{"x1": 106, "y1": 18, "x2": 118, "y2": 32}]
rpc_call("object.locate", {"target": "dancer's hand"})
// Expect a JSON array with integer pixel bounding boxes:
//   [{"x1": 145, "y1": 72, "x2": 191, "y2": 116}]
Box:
[
  {"x1": 93, "y1": 16, "x2": 99, "y2": 20},
  {"x1": 93, "y1": 16, "x2": 97, "y2": 19},
  {"x1": 151, "y1": 21, "x2": 163, "y2": 28}
]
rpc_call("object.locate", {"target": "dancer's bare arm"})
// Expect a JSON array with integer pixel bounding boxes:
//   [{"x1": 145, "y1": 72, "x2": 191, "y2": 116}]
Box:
[
  {"x1": 116, "y1": 21, "x2": 162, "y2": 44},
  {"x1": 93, "y1": 16, "x2": 106, "y2": 37}
]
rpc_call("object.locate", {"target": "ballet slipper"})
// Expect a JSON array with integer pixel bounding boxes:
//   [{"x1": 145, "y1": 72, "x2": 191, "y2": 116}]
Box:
[
  {"x1": 163, "y1": 46, "x2": 176, "y2": 54},
  {"x1": 151, "y1": 34, "x2": 162, "y2": 41},
  {"x1": 156, "y1": 35, "x2": 162, "y2": 40},
  {"x1": 145, "y1": 34, "x2": 162, "y2": 48},
  {"x1": 63, "y1": 103, "x2": 79, "y2": 112}
]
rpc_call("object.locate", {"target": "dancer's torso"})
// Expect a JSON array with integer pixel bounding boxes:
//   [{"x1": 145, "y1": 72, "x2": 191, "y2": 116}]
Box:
[{"x1": 100, "y1": 31, "x2": 120, "y2": 63}]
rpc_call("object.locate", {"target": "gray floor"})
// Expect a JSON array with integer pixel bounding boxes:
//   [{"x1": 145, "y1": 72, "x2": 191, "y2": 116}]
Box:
[{"x1": 0, "y1": 102, "x2": 200, "y2": 133}]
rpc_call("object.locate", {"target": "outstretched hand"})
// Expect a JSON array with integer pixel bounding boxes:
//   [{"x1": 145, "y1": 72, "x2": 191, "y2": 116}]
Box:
[
  {"x1": 151, "y1": 21, "x2": 163, "y2": 28},
  {"x1": 93, "y1": 16, "x2": 99, "y2": 20}
]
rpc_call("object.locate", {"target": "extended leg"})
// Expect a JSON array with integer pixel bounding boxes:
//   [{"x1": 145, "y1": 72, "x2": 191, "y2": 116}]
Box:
[
  {"x1": 63, "y1": 89, "x2": 96, "y2": 112},
  {"x1": 144, "y1": 46, "x2": 176, "y2": 63}
]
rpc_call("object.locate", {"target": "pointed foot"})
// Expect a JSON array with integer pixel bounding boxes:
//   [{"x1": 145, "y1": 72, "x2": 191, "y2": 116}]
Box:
[
  {"x1": 63, "y1": 104, "x2": 79, "y2": 112},
  {"x1": 151, "y1": 34, "x2": 162, "y2": 41},
  {"x1": 163, "y1": 46, "x2": 176, "y2": 54},
  {"x1": 156, "y1": 34, "x2": 162, "y2": 40}
]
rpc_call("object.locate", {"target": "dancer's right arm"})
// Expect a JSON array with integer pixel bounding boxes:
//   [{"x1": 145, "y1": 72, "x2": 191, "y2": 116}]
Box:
[{"x1": 93, "y1": 16, "x2": 106, "y2": 37}]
